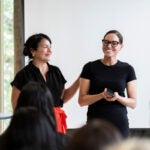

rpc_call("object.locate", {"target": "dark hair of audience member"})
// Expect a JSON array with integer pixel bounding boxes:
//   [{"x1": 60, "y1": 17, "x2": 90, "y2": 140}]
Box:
[
  {"x1": 14, "y1": 82, "x2": 70, "y2": 150},
  {"x1": 0, "y1": 107, "x2": 57, "y2": 150},
  {"x1": 15, "y1": 81, "x2": 56, "y2": 130},
  {"x1": 67, "y1": 119, "x2": 123, "y2": 150}
]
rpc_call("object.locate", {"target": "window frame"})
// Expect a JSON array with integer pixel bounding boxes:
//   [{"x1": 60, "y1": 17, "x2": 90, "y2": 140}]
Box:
[
  {"x1": 0, "y1": 0, "x2": 25, "y2": 133},
  {"x1": 0, "y1": 0, "x2": 4, "y2": 112}
]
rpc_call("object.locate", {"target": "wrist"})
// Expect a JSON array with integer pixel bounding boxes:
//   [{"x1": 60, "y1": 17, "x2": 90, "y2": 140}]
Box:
[
  {"x1": 116, "y1": 94, "x2": 121, "y2": 101},
  {"x1": 100, "y1": 92, "x2": 105, "y2": 99}
]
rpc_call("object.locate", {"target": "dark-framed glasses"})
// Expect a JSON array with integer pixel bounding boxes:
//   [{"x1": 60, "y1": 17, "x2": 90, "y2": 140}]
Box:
[{"x1": 102, "y1": 39, "x2": 120, "y2": 47}]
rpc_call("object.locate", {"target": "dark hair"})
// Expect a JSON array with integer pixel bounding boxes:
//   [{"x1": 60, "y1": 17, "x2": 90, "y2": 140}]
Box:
[
  {"x1": 15, "y1": 82, "x2": 56, "y2": 130},
  {"x1": 67, "y1": 119, "x2": 122, "y2": 150},
  {"x1": 103, "y1": 30, "x2": 123, "y2": 44},
  {"x1": 23, "y1": 33, "x2": 52, "y2": 58},
  {"x1": 0, "y1": 107, "x2": 57, "y2": 150}
]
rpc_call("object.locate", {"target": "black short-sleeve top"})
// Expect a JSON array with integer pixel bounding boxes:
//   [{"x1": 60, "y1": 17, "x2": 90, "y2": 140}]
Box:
[
  {"x1": 80, "y1": 59, "x2": 137, "y2": 116},
  {"x1": 11, "y1": 61, "x2": 67, "y2": 107}
]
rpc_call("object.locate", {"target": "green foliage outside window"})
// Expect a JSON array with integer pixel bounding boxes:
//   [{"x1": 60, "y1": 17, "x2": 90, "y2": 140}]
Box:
[{"x1": 3, "y1": 0, "x2": 14, "y2": 130}]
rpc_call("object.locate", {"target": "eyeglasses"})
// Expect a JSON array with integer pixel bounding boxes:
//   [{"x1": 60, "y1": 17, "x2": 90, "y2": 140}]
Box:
[{"x1": 102, "y1": 39, "x2": 120, "y2": 47}]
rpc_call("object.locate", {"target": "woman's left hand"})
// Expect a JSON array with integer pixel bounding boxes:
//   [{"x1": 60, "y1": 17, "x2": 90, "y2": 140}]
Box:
[{"x1": 103, "y1": 89, "x2": 119, "y2": 102}]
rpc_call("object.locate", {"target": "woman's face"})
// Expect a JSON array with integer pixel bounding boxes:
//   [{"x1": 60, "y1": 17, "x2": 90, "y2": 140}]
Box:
[
  {"x1": 102, "y1": 33, "x2": 123, "y2": 57},
  {"x1": 32, "y1": 38, "x2": 52, "y2": 62}
]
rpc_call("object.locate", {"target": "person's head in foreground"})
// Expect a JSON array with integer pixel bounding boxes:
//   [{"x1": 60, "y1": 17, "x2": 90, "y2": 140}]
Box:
[
  {"x1": 67, "y1": 119, "x2": 122, "y2": 150},
  {"x1": 105, "y1": 137, "x2": 150, "y2": 150},
  {"x1": 15, "y1": 81, "x2": 56, "y2": 130},
  {"x1": 0, "y1": 107, "x2": 57, "y2": 150}
]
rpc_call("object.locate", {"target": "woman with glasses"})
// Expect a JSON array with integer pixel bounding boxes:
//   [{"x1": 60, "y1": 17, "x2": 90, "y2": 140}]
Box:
[{"x1": 78, "y1": 30, "x2": 137, "y2": 138}]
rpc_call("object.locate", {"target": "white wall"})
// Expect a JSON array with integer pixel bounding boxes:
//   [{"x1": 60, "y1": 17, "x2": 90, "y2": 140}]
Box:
[{"x1": 24, "y1": 0, "x2": 150, "y2": 128}]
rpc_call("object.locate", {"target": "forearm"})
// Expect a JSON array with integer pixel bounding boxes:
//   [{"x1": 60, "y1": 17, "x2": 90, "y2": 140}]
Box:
[
  {"x1": 62, "y1": 88, "x2": 78, "y2": 103},
  {"x1": 78, "y1": 92, "x2": 104, "y2": 106},
  {"x1": 117, "y1": 95, "x2": 136, "y2": 109},
  {"x1": 62, "y1": 77, "x2": 80, "y2": 103},
  {"x1": 11, "y1": 86, "x2": 20, "y2": 111},
  {"x1": 11, "y1": 97, "x2": 18, "y2": 111}
]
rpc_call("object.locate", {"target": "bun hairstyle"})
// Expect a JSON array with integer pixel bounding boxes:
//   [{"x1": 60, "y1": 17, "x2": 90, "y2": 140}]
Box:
[{"x1": 23, "y1": 33, "x2": 52, "y2": 59}]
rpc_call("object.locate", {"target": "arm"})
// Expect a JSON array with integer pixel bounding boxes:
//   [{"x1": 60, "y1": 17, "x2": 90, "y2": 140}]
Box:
[
  {"x1": 116, "y1": 80, "x2": 137, "y2": 109},
  {"x1": 78, "y1": 78, "x2": 104, "y2": 106},
  {"x1": 105, "y1": 80, "x2": 137, "y2": 109},
  {"x1": 11, "y1": 86, "x2": 21, "y2": 111},
  {"x1": 62, "y1": 76, "x2": 80, "y2": 103}
]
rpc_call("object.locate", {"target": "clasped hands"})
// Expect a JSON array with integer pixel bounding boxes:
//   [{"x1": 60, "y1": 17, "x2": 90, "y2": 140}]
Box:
[{"x1": 102, "y1": 88, "x2": 119, "y2": 102}]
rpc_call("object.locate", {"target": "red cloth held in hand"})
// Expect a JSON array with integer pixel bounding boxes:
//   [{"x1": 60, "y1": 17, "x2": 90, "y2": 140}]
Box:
[{"x1": 54, "y1": 107, "x2": 67, "y2": 134}]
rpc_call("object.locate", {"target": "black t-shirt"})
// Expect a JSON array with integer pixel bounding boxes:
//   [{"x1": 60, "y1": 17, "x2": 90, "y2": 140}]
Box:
[
  {"x1": 11, "y1": 61, "x2": 66, "y2": 107},
  {"x1": 80, "y1": 59, "x2": 137, "y2": 117}
]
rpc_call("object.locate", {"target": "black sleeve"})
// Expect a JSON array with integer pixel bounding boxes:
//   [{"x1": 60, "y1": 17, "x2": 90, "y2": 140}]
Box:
[
  {"x1": 126, "y1": 65, "x2": 137, "y2": 82},
  {"x1": 10, "y1": 70, "x2": 26, "y2": 90},
  {"x1": 80, "y1": 62, "x2": 92, "y2": 80},
  {"x1": 55, "y1": 66, "x2": 67, "y2": 84}
]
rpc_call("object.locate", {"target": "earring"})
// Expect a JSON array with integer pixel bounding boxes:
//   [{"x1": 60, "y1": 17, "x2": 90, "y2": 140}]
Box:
[{"x1": 32, "y1": 53, "x2": 35, "y2": 57}]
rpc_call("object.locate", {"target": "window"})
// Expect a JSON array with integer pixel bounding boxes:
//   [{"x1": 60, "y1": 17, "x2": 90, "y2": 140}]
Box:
[{"x1": 0, "y1": 0, "x2": 14, "y2": 132}]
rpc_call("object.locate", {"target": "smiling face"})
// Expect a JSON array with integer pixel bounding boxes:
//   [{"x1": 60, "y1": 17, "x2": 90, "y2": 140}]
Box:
[
  {"x1": 102, "y1": 33, "x2": 123, "y2": 58},
  {"x1": 31, "y1": 38, "x2": 52, "y2": 62}
]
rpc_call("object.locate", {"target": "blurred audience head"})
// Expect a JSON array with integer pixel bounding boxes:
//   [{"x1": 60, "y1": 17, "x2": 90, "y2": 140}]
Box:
[
  {"x1": 67, "y1": 119, "x2": 122, "y2": 150},
  {"x1": 106, "y1": 137, "x2": 150, "y2": 150},
  {"x1": 0, "y1": 107, "x2": 57, "y2": 150},
  {"x1": 15, "y1": 81, "x2": 56, "y2": 130}
]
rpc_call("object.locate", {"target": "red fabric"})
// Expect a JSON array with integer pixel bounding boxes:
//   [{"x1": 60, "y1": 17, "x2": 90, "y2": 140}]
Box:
[{"x1": 54, "y1": 107, "x2": 67, "y2": 134}]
